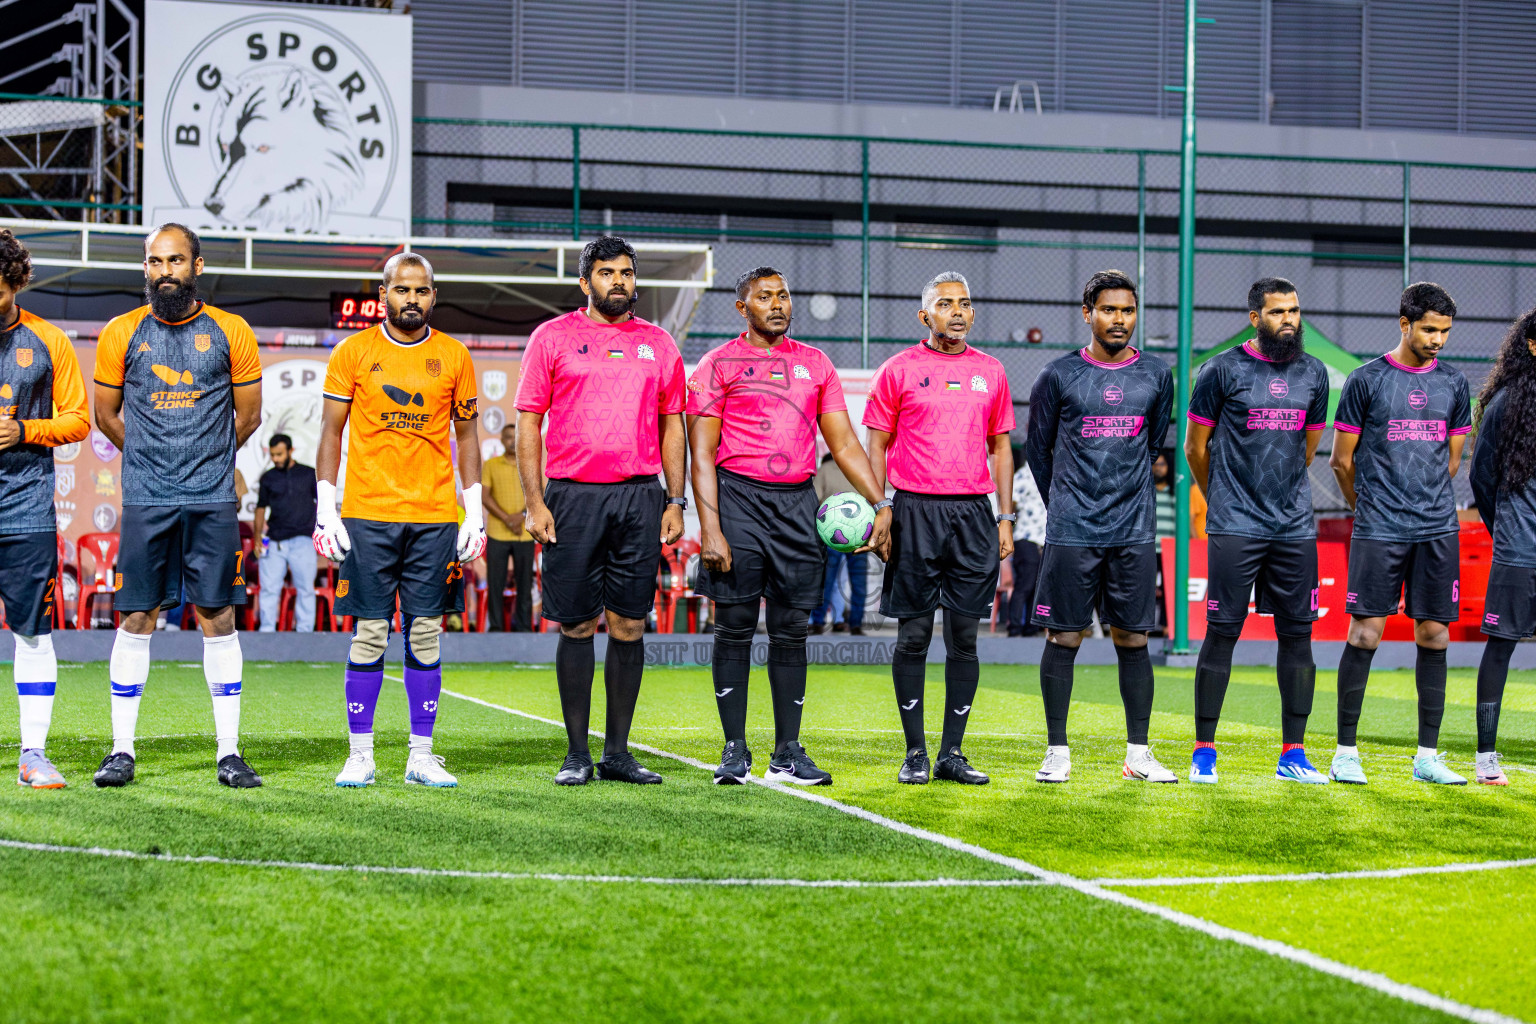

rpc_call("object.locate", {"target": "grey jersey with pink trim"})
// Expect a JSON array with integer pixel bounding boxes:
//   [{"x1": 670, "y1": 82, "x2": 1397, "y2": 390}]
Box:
[
  {"x1": 1026, "y1": 347, "x2": 1174, "y2": 547},
  {"x1": 1187, "y1": 343, "x2": 1330, "y2": 539},
  {"x1": 1334, "y1": 353, "x2": 1471, "y2": 542}
]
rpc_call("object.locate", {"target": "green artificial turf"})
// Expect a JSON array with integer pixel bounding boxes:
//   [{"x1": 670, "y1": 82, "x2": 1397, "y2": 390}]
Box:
[{"x1": 0, "y1": 659, "x2": 1529, "y2": 1023}]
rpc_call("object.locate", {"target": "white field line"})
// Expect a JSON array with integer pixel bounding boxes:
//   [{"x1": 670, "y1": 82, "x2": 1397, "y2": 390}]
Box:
[
  {"x1": 1094, "y1": 858, "x2": 1536, "y2": 888},
  {"x1": 439, "y1": 685, "x2": 1531, "y2": 1024},
  {"x1": 0, "y1": 839, "x2": 1042, "y2": 889}
]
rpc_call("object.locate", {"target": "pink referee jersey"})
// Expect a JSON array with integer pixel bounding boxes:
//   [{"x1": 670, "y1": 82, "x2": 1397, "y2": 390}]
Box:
[
  {"x1": 686, "y1": 334, "x2": 846, "y2": 484},
  {"x1": 863, "y1": 341, "x2": 1015, "y2": 495},
  {"x1": 514, "y1": 309, "x2": 686, "y2": 482}
]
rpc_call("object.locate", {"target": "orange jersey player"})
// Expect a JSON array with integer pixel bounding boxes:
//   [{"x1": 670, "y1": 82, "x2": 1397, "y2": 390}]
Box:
[
  {"x1": 314, "y1": 251, "x2": 483, "y2": 790},
  {"x1": 90, "y1": 223, "x2": 264, "y2": 791},
  {"x1": 0, "y1": 229, "x2": 89, "y2": 789}
]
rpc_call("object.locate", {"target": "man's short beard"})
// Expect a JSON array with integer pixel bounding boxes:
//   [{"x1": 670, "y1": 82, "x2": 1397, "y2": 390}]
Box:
[
  {"x1": 1097, "y1": 334, "x2": 1131, "y2": 355},
  {"x1": 1255, "y1": 320, "x2": 1305, "y2": 362},
  {"x1": 593, "y1": 288, "x2": 636, "y2": 318},
  {"x1": 387, "y1": 303, "x2": 430, "y2": 333},
  {"x1": 752, "y1": 315, "x2": 789, "y2": 339},
  {"x1": 146, "y1": 275, "x2": 198, "y2": 321}
]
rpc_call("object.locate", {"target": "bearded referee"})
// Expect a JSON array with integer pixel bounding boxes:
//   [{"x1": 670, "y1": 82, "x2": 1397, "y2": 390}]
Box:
[
  {"x1": 315, "y1": 252, "x2": 485, "y2": 789},
  {"x1": 1027, "y1": 271, "x2": 1175, "y2": 784},
  {"x1": 1184, "y1": 279, "x2": 1331, "y2": 784},
  {"x1": 1329, "y1": 283, "x2": 1471, "y2": 786},
  {"x1": 865, "y1": 272, "x2": 1014, "y2": 786},
  {"x1": 689, "y1": 267, "x2": 890, "y2": 786},
  {"x1": 92, "y1": 224, "x2": 263, "y2": 788},
  {"x1": 0, "y1": 230, "x2": 89, "y2": 788},
  {"x1": 516, "y1": 237, "x2": 687, "y2": 786}
]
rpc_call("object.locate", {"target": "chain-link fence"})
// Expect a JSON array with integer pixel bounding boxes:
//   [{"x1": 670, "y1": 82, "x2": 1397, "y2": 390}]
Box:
[{"x1": 0, "y1": 94, "x2": 140, "y2": 222}]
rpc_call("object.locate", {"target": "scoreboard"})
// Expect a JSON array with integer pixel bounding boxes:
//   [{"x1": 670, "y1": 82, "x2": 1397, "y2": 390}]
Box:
[{"x1": 330, "y1": 292, "x2": 387, "y2": 331}]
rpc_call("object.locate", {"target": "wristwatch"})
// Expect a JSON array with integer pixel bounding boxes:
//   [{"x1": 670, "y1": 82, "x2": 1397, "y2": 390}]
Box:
[
  {"x1": 996, "y1": 512, "x2": 1018, "y2": 524},
  {"x1": 666, "y1": 496, "x2": 689, "y2": 509},
  {"x1": 872, "y1": 498, "x2": 894, "y2": 513}
]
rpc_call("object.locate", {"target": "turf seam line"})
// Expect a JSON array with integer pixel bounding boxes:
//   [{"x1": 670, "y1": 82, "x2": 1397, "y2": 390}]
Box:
[
  {"x1": 0, "y1": 840, "x2": 1047, "y2": 888},
  {"x1": 438, "y1": 686, "x2": 1532, "y2": 1024},
  {"x1": 1092, "y1": 857, "x2": 1536, "y2": 887}
]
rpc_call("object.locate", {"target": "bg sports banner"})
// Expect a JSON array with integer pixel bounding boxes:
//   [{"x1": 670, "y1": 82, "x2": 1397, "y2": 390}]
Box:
[{"x1": 143, "y1": 0, "x2": 412, "y2": 236}]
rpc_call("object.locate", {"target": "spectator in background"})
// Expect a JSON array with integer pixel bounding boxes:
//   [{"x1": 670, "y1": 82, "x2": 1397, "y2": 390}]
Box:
[
  {"x1": 1008, "y1": 452, "x2": 1047, "y2": 636},
  {"x1": 254, "y1": 433, "x2": 317, "y2": 632},
  {"x1": 482, "y1": 422, "x2": 536, "y2": 631},
  {"x1": 1154, "y1": 451, "x2": 1177, "y2": 539},
  {"x1": 811, "y1": 451, "x2": 870, "y2": 635}
]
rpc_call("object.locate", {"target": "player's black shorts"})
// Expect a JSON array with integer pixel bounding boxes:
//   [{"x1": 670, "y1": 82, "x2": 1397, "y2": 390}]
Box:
[
  {"x1": 1345, "y1": 534, "x2": 1459, "y2": 623},
  {"x1": 117, "y1": 503, "x2": 245, "y2": 613},
  {"x1": 880, "y1": 490, "x2": 998, "y2": 620},
  {"x1": 335, "y1": 520, "x2": 462, "y2": 620},
  {"x1": 1031, "y1": 541, "x2": 1158, "y2": 633},
  {"x1": 0, "y1": 531, "x2": 58, "y2": 635},
  {"x1": 541, "y1": 476, "x2": 664, "y2": 623},
  {"x1": 1480, "y1": 562, "x2": 1536, "y2": 640},
  {"x1": 1205, "y1": 534, "x2": 1319, "y2": 629},
  {"x1": 697, "y1": 467, "x2": 824, "y2": 610}
]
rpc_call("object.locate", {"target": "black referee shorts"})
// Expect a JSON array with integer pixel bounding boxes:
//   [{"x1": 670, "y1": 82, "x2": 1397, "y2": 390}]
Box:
[
  {"x1": 697, "y1": 467, "x2": 824, "y2": 609},
  {"x1": 880, "y1": 490, "x2": 999, "y2": 620},
  {"x1": 1205, "y1": 534, "x2": 1319, "y2": 629},
  {"x1": 1031, "y1": 541, "x2": 1158, "y2": 634},
  {"x1": 116, "y1": 503, "x2": 245, "y2": 613},
  {"x1": 0, "y1": 531, "x2": 58, "y2": 634},
  {"x1": 1345, "y1": 534, "x2": 1459, "y2": 623},
  {"x1": 540, "y1": 476, "x2": 664, "y2": 624}
]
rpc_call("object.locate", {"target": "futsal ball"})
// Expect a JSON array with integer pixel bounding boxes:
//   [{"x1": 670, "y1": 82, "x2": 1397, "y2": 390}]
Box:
[{"x1": 817, "y1": 491, "x2": 875, "y2": 553}]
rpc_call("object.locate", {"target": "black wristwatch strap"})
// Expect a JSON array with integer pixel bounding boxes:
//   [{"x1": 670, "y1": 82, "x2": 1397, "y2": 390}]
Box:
[{"x1": 666, "y1": 496, "x2": 688, "y2": 509}]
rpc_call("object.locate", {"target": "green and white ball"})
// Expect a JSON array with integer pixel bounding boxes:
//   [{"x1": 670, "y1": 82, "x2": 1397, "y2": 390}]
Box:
[{"x1": 816, "y1": 491, "x2": 875, "y2": 553}]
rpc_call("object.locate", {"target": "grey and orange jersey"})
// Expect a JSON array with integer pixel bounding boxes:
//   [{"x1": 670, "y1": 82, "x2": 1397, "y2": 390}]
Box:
[
  {"x1": 1334, "y1": 352, "x2": 1471, "y2": 542},
  {"x1": 1187, "y1": 341, "x2": 1330, "y2": 539},
  {"x1": 1025, "y1": 347, "x2": 1174, "y2": 547},
  {"x1": 0, "y1": 309, "x2": 89, "y2": 533},
  {"x1": 93, "y1": 303, "x2": 262, "y2": 506}
]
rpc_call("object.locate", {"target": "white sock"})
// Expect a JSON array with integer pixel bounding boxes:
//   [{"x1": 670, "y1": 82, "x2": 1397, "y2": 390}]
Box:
[
  {"x1": 1126, "y1": 743, "x2": 1148, "y2": 761},
  {"x1": 14, "y1": 633, "x2": 57, "y2": 751},
  {"x1": 1335, "y1": 744, "x2": 1359, "y2": 758},
  {"x1": 109, "y1": 627, "x2": 153, "y2": 758},
  {"x1": 203, "y1": 633, "x2": 243, "y2": 761},
  {"x1": 349, "y1": 732, "x2": 374, "y2": 756},
  {"x1": 1046, "y1": 744, "x2": 1070, "y2": 758},
  {"x1": 409, "y1": 733, "x2": 432, "y2": 755},
  {"x1": 1417, "y1": 745, "x2": 1438, "y2": 760}
]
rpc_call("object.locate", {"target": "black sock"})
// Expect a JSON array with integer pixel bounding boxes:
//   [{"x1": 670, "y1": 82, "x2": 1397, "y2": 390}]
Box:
[
  {"x1": 1335, "y1": 641, "x2": 1376, "y2": 746},
  {"x1": 1415, "y1": 643, "x2": 1448, "y2": 750},
  {"x1": 1276, "y1": 627, "x2": 1316, "y2": 747},
  {"x1": 1193, "y1": 630, "x2": 1238, "y2": 743},
  {"x1": 1040, "y1": 641, "x2": 1079, "y2": 747},
  {"x1": 1116, "y1": 644, "x2": 1155, "y2": 745},
  {"x1": 712, "y1": 641, "x2": 751, "y2": 742},
  {"x1": 939, "y1": 614, "x2": 980, "y2": 755},
  {"x1": 1477, "y1": 636, "x2": 1516, "y2": 753},
  {"x1": 555, "y1": 633, "x2": 594, "y2": 757},
  {"x1": 602, "y1": 637, "x2": 645, "y2": 757},
  {"x1": 767, "y1": 647, "x2": 806, "y2": 755},
  {"x1": 893, "y1": 615, "x2": 934, "y2": 751}
]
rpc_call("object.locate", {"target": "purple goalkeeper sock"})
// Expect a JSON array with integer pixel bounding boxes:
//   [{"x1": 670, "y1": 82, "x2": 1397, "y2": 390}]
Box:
[
  {"x1": 403, "y1": 662, "x2": 442, "y2": 738},
  {"x1": 345, "y1": 660, "x2": 384, "y2": 735}
]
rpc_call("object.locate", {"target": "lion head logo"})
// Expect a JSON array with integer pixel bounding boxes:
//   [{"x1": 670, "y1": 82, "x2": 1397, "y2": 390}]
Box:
[{"x1": 203, "y1": 66, "x2": 363, "y2": 233}]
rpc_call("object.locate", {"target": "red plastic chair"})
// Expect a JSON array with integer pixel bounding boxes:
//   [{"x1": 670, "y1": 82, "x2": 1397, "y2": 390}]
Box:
[
  {"x1": 54, "y1": 534, "x2": 76, "y2": 629},
  {"x1": 76, "y1": 532, "x2": 120, "y2": 629},
  {"x1": 312, "y1": 561, "x2": 341, "y2": 631}
]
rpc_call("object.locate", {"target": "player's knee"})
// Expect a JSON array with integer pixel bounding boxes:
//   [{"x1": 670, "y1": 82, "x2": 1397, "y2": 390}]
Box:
[
  {"x1": 405, "y1": 616, "x2": 443, "y2": 669},
  {"x1": 1274, "y1": 618, "x2": 1313, "y2": 642},
  {"x1": 1109, "y1": 627, "x2": 1147, "y2": 648},
  {"x1": 605, "y1": 612, "x2": 645, "y2": 642},
  {"x1": 1206, "y1": 621, "x2": 1242, "y2": 642},
  {"x1": 1046, "y1": 629, "x2": 1083, "y2": 650},
  {"x1": 942, "y1": 613, "x2": 979, "y2": 662},
  {"x1": 349, "y1": 618, "x2": 389, "y2": 668},
  {"x1": 713, "y1": 601, "x2": 758, "y2": 647},
  {"x1": 12, "y1": 633, "x2": 55, "y2": 676},
  {"x1": 1348, "y1": 617, "x2": 1383, "y2": 650},
  {"x1": 765, "y1": 604, "x2": 808, "y2": 647},
  {"x1": 562, "y1": 617, "x2": 600, "y2": 640},
  {"x1": 195, "y1": 605, "x2": 236, "y2": 637},
  {"x1": 1415, "y1": 620, "x2": 1450, "y2": 649},
  {"x1": 896, "y1": 614, "x2": 935, "y2": 657}
]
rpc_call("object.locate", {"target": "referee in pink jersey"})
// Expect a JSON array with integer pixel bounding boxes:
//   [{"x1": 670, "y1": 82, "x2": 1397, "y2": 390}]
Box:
[
  {"x1": 516, "y1": 237, "x2": 688, "y2": 787},
  {"x1": 689, "y1": 267, "x2": 891, "y2": 786}
]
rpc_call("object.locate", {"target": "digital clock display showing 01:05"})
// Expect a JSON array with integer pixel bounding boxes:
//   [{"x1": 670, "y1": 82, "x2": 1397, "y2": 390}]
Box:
[{"x1": 331, "y1": 293, "x2": 387, "y2": 330}]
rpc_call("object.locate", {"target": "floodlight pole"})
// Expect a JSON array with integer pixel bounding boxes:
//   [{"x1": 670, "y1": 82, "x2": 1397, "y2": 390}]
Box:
[{"x1": 1172, "y1": 0, "x2": 1200, "y2": 655}]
